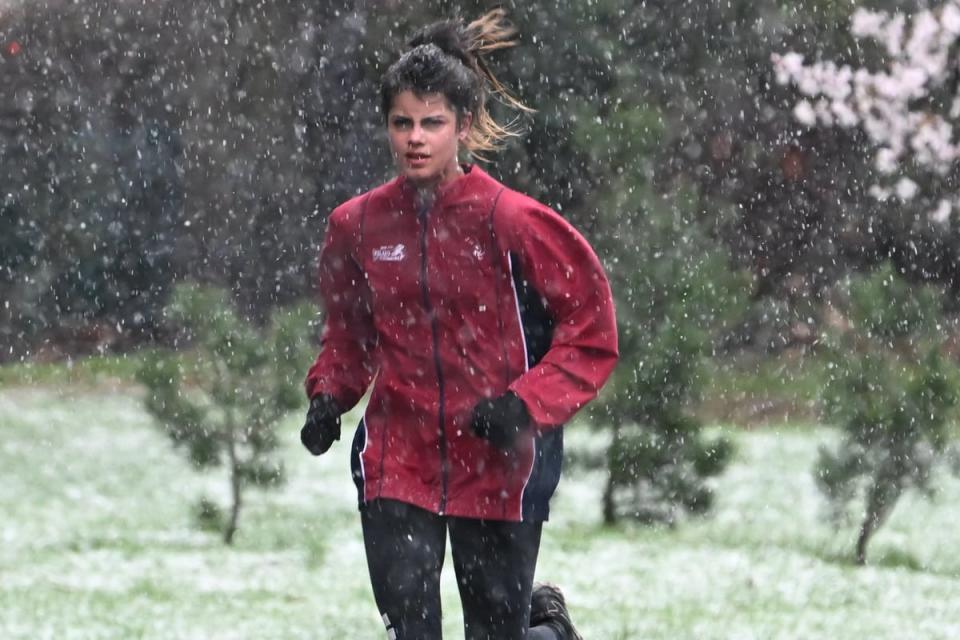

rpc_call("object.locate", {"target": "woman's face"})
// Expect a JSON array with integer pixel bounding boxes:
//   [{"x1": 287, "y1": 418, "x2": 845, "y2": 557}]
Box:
[{"x1": 387, "y1": 90, "x2": 471, "y2": 188}]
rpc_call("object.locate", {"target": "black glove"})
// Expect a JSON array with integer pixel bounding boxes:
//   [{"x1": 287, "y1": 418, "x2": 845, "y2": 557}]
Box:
[
  {"x1": 300, "y1": 394, "x2": 342, "y2": 456},
  {"x1": 470, "y1": 391, "x2": 530, "y2": 450}
]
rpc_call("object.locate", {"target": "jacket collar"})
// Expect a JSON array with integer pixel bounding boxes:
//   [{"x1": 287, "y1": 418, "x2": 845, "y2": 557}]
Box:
[{"x1": 394, "y1": 164, "x2": 495, "y2": 209}]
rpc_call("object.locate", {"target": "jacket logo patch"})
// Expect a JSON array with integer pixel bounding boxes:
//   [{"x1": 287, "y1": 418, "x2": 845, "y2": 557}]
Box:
[
  {"x1": 472, "y1": 244, "x2": 486, "y2": 260},
  {"x1": 373, "y1": 244, "x2": 406, "y2": 262}
]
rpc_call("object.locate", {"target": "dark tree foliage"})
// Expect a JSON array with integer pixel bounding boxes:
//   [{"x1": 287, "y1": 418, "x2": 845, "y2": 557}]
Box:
[
  {"x1": 574, "y1": 92, "x2": 749, "y2": 524},
  {"x1": 1, "y1": 2, "x2": 184, "y2": 356},
  {"x1": 0, "y1": 0, "x2": 612, "y2": 360}
]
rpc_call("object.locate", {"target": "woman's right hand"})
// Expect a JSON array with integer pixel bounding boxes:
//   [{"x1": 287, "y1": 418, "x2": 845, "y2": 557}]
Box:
[{"x1": 300, "y1": 395, "x2": 342, "y2": 456}]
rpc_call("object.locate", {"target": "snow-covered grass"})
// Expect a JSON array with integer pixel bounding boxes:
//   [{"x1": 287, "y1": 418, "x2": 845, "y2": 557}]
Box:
[{"x1": 2, "y1": 387, "x2": 960, "y2": 639}]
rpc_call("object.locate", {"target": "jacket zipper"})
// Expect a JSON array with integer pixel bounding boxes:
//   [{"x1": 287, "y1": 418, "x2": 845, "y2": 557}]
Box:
[{"x1": 418, "y1": 202, "x2": 449, "y2": 514}]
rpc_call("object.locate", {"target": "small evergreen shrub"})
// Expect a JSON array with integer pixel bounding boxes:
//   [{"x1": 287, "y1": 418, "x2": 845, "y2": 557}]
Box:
[{"x1": 137, "y1": 282, "x2": 316, "y2": 544}]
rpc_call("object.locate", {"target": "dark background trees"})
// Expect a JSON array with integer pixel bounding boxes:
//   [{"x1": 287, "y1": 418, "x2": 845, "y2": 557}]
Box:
[
  {"x1": 7, "y1": 0, "x2": 949, "y2": 350},
  {"x1": 0, "y1": 0, "x2": 615, "y2": 360}
]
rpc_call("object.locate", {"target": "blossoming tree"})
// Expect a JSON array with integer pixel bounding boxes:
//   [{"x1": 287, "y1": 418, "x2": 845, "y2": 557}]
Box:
[
  {"x1": 772, "y1": 3, "x2": 960, "y2": 221},
  {"x1": 772, "y1": 2, "x2": 960, "y2": 564}
]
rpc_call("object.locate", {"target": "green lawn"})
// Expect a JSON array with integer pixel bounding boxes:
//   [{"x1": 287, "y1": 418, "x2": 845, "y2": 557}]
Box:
[{"x1": 2, "y1": 384, "x2": 959, "y2": 639}]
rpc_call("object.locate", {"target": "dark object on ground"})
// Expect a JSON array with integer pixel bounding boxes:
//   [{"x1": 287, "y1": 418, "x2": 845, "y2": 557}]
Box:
[{"x1": 530, "y1": 582, "x2": 584, "y2": 640}]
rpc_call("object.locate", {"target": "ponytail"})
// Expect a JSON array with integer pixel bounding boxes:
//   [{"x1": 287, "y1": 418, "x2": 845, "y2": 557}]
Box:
[
  {"x1": 381, "y1": 9, "x2": 532, "y2": 159},
  {"x1": 461, "y1": 9, "x2": 534, "y2": 155}
]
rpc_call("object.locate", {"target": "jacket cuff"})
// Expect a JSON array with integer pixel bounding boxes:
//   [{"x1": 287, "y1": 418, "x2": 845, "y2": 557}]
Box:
[{"x1": 507, "y1": 385, "x2": 558, "y2": 434}]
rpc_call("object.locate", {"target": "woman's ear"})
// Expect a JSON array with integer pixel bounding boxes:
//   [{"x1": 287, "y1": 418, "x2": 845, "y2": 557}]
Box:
[{"x1": 458, "y1": 112, "x2": 473, "y2": 140}]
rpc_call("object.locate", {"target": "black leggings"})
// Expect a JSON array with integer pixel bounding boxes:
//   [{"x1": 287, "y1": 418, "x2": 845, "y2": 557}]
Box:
[{"x1": 360, "y1": 499, "x2": 557, "y2": 640}]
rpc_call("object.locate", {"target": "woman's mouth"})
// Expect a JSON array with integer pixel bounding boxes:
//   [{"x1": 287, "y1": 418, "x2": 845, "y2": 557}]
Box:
[{"x1": 406, "y1": 153, "x2": 430, "y2": 167}]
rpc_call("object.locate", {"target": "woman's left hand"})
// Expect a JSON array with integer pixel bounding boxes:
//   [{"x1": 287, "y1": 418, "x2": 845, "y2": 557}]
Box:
[{"x1": 469, "y1": 391, "x2": 530, "y2": 449}]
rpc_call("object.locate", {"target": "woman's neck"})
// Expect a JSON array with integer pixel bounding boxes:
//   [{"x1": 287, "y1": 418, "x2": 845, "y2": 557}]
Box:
[
  {"x1": 412, "y1": 163, "x2": 465, "y2": 212},
  {"x1": 416, "y1": 186, "x2": 436, "y2": 213}
]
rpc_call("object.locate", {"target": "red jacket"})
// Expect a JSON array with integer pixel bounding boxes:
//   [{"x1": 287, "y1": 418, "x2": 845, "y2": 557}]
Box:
[{"x1": 305, "y1": 165, "x2": 618, "y2": 522}]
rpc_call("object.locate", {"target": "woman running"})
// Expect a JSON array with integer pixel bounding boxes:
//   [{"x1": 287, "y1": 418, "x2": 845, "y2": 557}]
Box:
[{"x1": 301, "y1": 9, "x2": 618, "y2": 639}]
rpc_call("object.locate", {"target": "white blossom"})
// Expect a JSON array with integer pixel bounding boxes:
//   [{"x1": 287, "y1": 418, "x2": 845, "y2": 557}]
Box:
[
  {"x1": 884, "y1": 14, "x2": 907, "y2": 57},
  {"x1": 851, "y1": 8, "x2": 888, "y2": 38},
  {"x1": 942, "y1": 3, "x2": 960, "y2": 35},
  {"x1": 821, "y1": 64, "x2": 853, "y2": 102},
  {"x1": 875, "y1": 148, "x2": 899, "y2": 174},
  {"x1": 895, "y1": 177, "x2": 919, "y2": 200},
  {"x1": 869, "y1": 184, "x2": 892, "y2": 201},
  {"x1": 792, "y1": 100, "x2": 816, "y2": 126},
  {"x1": 814, "y1": 99, "x2": 835, "y2": 126},
  {"x1": 775, "y1": 1, "x2": 960, "y2": 191},
  {"x1": 904, "y1": 10, "x2": 952, "y2": 80},
  {"x1": 907, "y1": 11, "x2": 942, "y2": 61},
  {"x1": 831, "y1": 100, "x2": 859, "y2": 128},
  {"x1": 897, "y1": 65, "x2": 931, "y2": 98},
  {"x1": 909, "y1": 115, "x2": 958, "y2": 172},
  {"x1": 929, "y1": 199, "x2": 952, "y2": 224},
  {"x1": 796, "y1": 65, "x2": 826, "y2": 97},
  {"x1": 771, "y1": 52, "x2": 805, "y2": 85}
]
